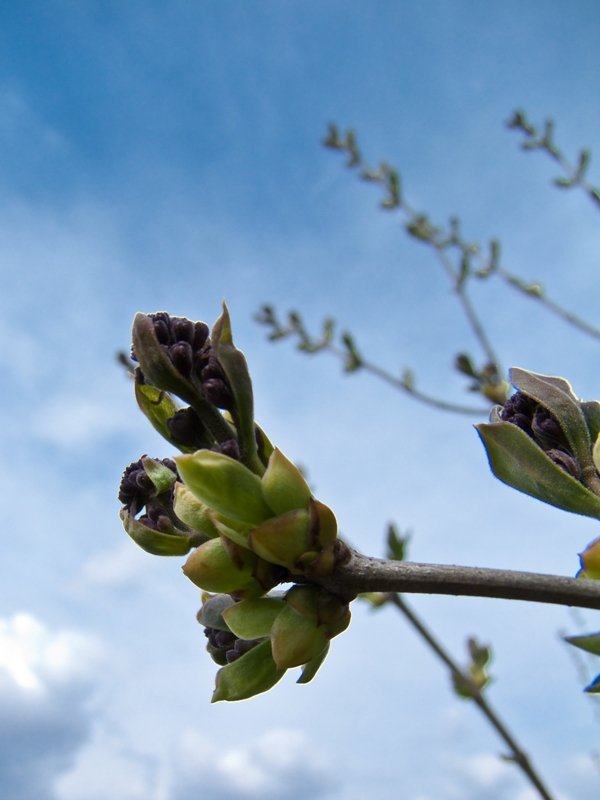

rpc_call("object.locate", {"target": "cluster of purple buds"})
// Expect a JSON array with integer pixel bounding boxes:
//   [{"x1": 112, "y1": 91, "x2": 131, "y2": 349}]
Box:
[
  {"x1": 132, "y1": 312, "x2": 234, "y2": 411},
  {"x1": 203, "y1": 625, "x2": 261, "y2": 666},
  {"x1": 500, "y1": 391, "x2": 581, "y2": 479},
  {"x1": 118, "y1": 456, "x2": 179, "y2": 515}
]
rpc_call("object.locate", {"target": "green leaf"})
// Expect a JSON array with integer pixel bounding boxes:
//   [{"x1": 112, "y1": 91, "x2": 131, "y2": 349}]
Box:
[
  {"x1": 120, "y1": 508, "x2": 195, "y2": 556},
  {"x1": 271, "y1": 604, "x2": 329, "y2": 669},
  {"x1": 134, "y1": 382, "x2": 185, "y2": 449},
  {"x1": 509, "y1": 368, "x2": 593, "y2": 471},
  {"x1": 222, "y1": 597, "x2": 285, "y2": 639},
  {"x1": 141, "y1": 457, "x2": 177, "y2": 495},
  {"x1": 211, "y1": 302, "x2": 262, "y2": 473},
  {"x1": 198, "y1": 594, "x2": 236, "y2": 631},
  {"x1": 565, "y1": 632, "x2": 600, "y2": 656},
  {"x1": 173, "y1": 483, "x2": 220, "y2": 538},
  {"x1": 175, "y1": 450, "x2": 274, "y2": 525},
  {"x1": 297, "y1": 642, "x2": 330, "y2": 684},
  {"x1": 261, "y1": 448, "x2": 312, "y2": 516},
  {"x1": 212, "y1": 640, "x2": 285, "y2": 702},
  {"x1": 247, "y1": 509, "x2": 311, "y2": 568},
  {"x1": 476, "y1": 421, "x2": 600, "y2": 518}
]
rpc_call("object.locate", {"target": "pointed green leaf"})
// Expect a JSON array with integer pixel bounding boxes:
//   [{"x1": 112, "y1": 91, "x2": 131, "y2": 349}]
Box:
[
  {"x1": 297, "y1": 642, "x2": 330, "y2": 684},
  {"x1": 476, "y1": 421, "x2": 600, "y2": 518},
  {"x1": 247, "y1": 509, "x2": 311, "y2": 568},
  {"x1": 271, "y1": 604, "x2": 329, "y2": 669},
  {"x1": 182, "y1": 537, "x2": 261, "y2": 595},
  {"x1": 585, "y1": 674, "x2": 600, "y2": 694},
  {"x1": 141, "y1": 457, "x2": 177, "y2": 495},
  {"x1": 134, "y1": 382, "x2": 185, "y2": 448},
  {"x1": 173, "y1": 483, "x2": 219, "y2": 538},
  {"x1": 509, "y1": 368, "x2": 592, "y2": 470},
  {"x1": 208, "y1": 510, "x2": 253, "y2": 548},
  {"x1": 565, "y1": 632, "x2": 600, "y2": 656},
  {"x1": 212, "y1": 303, "x2": 262, "y2": 473},
  {"x1": 262, "y1": 448, "x2": 312, "y2": 515},
  {"x1": 120, "y1": 508, "x2": 195, "y2": 556},
  {"x1": 212, "y1": 640, "x2": 285, "y2": 702},
  {"x1": 175, "y1": 450, "x2": 273, "y2": 525},
  {"x1": 222, "y1": 597, "x2": 285, "y2": 640}
]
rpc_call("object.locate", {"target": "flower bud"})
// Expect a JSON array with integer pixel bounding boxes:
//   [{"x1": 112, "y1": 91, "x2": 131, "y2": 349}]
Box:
[
  {"x1": 120, "y1": 508, "x2": 196, "y2": 556},
  {"x1": 578, "y1": 536, "x2": 600, "y2": 579},
  {"x1": 270, "y1": 604, "x2": 329, "y2": 670},
  {"x1": 212, "y1": 639, "x2": 285, "y2": 702},
  {"x1": 247, "y1": 509, "x2": 312, "y2": 568},
  {"x1": 183, "y1": 537, "x2": 264, "y2": 596},
  {"x1": 175, "y1": 450, "x2": 273, "y2": 525},
  {"x1": 221, "y1": 597, "x2": 285, "y2": 640},
  {"x1": 173, "y1": 483, "x2": 219, "y2": 539},
  {"x1": 261, "y1": 448, "x2": 311, "y2": 516}
]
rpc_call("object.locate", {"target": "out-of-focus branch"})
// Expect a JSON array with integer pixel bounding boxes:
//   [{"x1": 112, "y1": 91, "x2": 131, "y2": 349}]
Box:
[
  {"x1": 255, "y1": 305, "x2": 493, "y2": 416},
  {"x1": 507, "y1": 109, "x2": 600, "y2": 210},
  {"x1": 389, "y1": 594, "x2": 555, "y2": 800}
]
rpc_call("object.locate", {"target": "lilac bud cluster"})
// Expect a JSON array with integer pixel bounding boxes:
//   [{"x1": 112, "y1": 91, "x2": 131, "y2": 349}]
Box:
[
  {"x1": 132, "y1": 312, "x2": 234, "y2": 411},
  {"x1": 501, "y1": 392, "x2": 581, "y2": 479},
  {"x1": 203, "y1": 626, "x2": 261, "y2": 666},
  {"x1": 118, "y1": 457, "x2": 179, "y2": 519}
]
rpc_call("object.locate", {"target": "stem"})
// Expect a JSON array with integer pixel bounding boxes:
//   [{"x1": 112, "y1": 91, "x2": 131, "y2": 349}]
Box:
[
  {"x1": 389, "y1": 594, "x2": 555, "y2": 800},
  {"x1": 315, "y1": 551, "x2": 600, "y2": 610},
  {"x1": 434, "y1": 245, "x2": 501, "y2": 369},
  {"x1": 497, "y1": 267, "x2": 600, "y2": 341}
]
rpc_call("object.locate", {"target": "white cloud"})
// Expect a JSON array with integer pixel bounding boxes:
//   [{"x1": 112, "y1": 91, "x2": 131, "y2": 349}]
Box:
[
  {"x1": 76, "y1": 541, "x2": 154, "y2": 589},
  {"x1": 171, "y1": 728, "x2": 336, "y2": 800},
  {"x1": 0, "y1": 613, "x2": 100, "y2": 800}
]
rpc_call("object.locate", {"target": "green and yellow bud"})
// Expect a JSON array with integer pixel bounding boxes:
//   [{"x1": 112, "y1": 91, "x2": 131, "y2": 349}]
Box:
[
  {"x1": 262, "y1": 448, "x2": 312, "y2": 515},
  {"x1": 182, "y1": 537, "x2": 264, "y2": 597},
  {"x1": 212, "y1": 639, "x2": 285, "y2": 702},
  {"x1": 247, "y1": 509, "x2": 312, "y2": 568},
  {"x1": 142, "y1": 456, "x2": 178, "y2": 495},
  {"x1": 120, "y1": 508, "x2": 196, "y2": 556},
  {"x1": 222, "y1": 597, "x2": 285, "y2": 640},
  {"x1": 173, "y1": 483, "x2": 219, "y2": 538},
  {"x1": 270, "y1": 604, "x2": 329, "y2": 669},
  {"x1": 309, "y1": 498, "x2": 338, "y2": 547},
  {"x1": 578, "y1": 536, "x2": 600, "y2": 579},
  {"x1": 175, "y1": 450, "x2": 273, "y2": 525}
]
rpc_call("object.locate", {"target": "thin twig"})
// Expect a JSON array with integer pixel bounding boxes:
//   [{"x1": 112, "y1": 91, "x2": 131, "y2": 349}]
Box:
[
  {"x1": 389, "y1": 594, "x2": 555, "y2": 800},
  {"x1": 315, "y1": 551, "x2": 600, "y2": 610},
  {"x1": 324, "y1": 342, "x2": 490, "y2": 416}
]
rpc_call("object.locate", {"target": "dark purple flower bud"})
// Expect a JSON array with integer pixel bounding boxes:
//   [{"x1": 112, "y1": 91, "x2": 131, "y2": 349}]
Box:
[
  {"x1": 225, "y1": 649, "x2": 242, "y2": 663},
  {"x1": 151, "y1": 314, "x2": 171, "y2": 345},
  {"x1": 201, "y1": 355, "x2": 226, "y2": 382},
  {"x1": 171, "y1": 317, "x2": 196, "y2": 345},
  {"x1": 500, "y1": 392, "x2": 537, "y2": 434},
  {"x1": 193, "y1": 322, "x2": 209, "y2": 351},
  {"x1": 215, "y1": 630, "x2": 236, "y2": 649},
  {"x1": 546, "y1": 449, "x2": 582, "y2": 480},
  {"x1": 532, "y1": 407, "x2": 567, "y2": 450},
  {"x1": 137, "y1": 514, "x2": 158, "y2": 530},
  {"x1": 219, "y1": 439, "x2": 241, "y2": 461},
  {"x1": 203, "y1": 378, "x2": 234, "y2": 410},
  {"x1": 169, "y1": 341, "x2": 193, "y2": 376},
  {"x1": 119, "y1": 457, "x2": 156, "y2": 514},
  {"x1": 167, "y1": 407, "x2": 211, "y2": 450}
]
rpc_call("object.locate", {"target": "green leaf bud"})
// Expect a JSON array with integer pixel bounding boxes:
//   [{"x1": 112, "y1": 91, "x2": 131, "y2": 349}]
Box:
[
  {"x1": 222, "y1": 597, "x2": 285, "y2": 640},
  {"x1": 120, "y1": 508, "x2": 196, "y2": 556},
  {"x1": 182, "y1": 537, "x2": 263, "y2": 596},
  {"x1": 208, "y1": 510, "x2": 253, "y2": 549},
  {"x1": 314, "y1": 589, "x2": 348, "y2": 627},
  {"x1": 271, "y1": 604, "x2": 329, "y2": 669},
  {"x1": 212, "y1": 639, "x2": 285, "y2": 702},
  {"x1": 247, "y1": 509, "x2": 311, "y2": 568},
  {"x1": 175, "y1": 450, "x2": 273, "y2": 525},
  {"x1": 564, "y1": 631, "x2": 600, "y2": 656},
  {"x1": 297, "y1": 642, "x2": 330, "y2": 684},
  {"x1": 578, "y1": 537, "x2": 600, "y2": 579},
  {"x1": 309, "y1": 498, "x2": 338, "y2": 547},
  {"x1": 284, "y1": 584, "x2": 319, "y2": 620},
  {"x1": 197, "y1": 593, "x2": 236, "y2": 632},
  {"x1": 141, "y1": 456, "x2": 177, "y2": 495},
  {"x1": 476, "y1": 419, "x2": 600, "y2": 518},
  {"x1": 134, "y1": 382, "x2": 184, "y2": 448},
  {"x1": 301, "y1": 539, "x2": 351, "y2": 578},
  {"x1": 173, "y1": 483, "x2": 219, "y2": 538},
  {"x1": 261, "y1": 448, "x2": 312, "y2": 516},
  {"x1": 211, "y1": 302, "x2": 263, "y2": 474}
]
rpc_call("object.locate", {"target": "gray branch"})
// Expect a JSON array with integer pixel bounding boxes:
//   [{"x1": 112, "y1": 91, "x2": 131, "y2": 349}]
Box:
[{"x1": 315, "y1": 551, "x2": 600, "y2": 609}]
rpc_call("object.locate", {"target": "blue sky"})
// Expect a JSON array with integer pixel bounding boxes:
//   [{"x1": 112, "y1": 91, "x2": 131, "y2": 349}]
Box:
[{"x1": 2, "y1": 2, "x2": 600, "y2": 799}]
